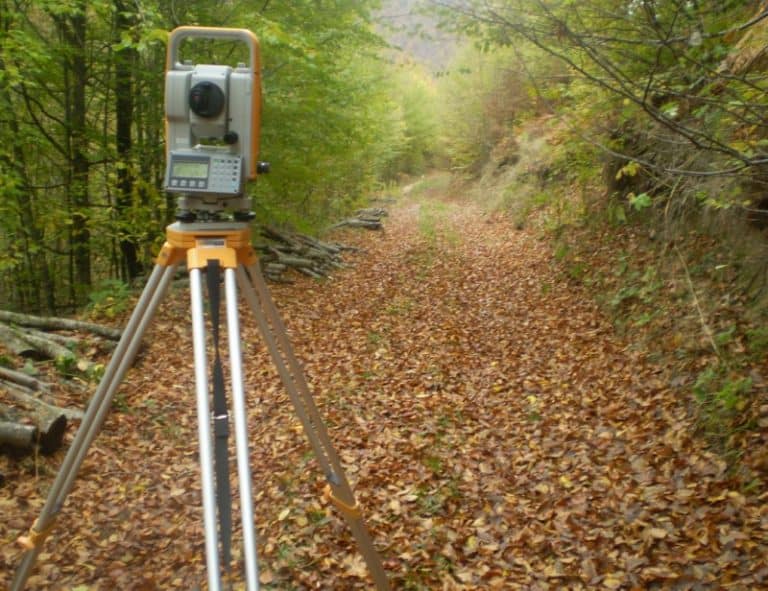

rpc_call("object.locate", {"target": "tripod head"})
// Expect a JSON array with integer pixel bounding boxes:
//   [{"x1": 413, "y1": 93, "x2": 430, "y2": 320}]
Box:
[{"x1": 164, "y1": 27, "x2": 269, "y2": 222}]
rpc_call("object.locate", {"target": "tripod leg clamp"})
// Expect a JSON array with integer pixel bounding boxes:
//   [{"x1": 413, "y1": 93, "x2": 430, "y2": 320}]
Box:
[
  {"x1": 17, "y1": 518, "x2": 57, "y2": 550},
  {"x1": 323, "y1": 485, "x2": 362, "y2": 520}
]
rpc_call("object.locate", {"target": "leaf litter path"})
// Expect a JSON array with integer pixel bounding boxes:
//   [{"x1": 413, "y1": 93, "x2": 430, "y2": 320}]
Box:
[{"x1": 2, "y1": 189, "x2": 767, "y2": 590}]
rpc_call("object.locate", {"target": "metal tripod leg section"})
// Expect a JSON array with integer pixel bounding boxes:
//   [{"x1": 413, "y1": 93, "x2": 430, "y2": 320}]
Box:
[
  {"x1": 237, "y1": 263, "x2": 391, "y2": 591},
  {"x1": 189, "y1": 265, "x2": 261, "y2": 591},
  {"x1": 189, "y1": 267, "x2": 223, "y2": 591},
  {"x1": 12, "y1": 263, "x2": 177, "y2": 591},
  {"x1": 224, "y1": 267, "x2": 259, "y2": 590}
]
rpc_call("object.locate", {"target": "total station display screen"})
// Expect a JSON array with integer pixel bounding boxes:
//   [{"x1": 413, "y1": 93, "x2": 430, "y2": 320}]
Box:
[{"x1": 172, "y1": 160, "x2": 209, "y2": 179}]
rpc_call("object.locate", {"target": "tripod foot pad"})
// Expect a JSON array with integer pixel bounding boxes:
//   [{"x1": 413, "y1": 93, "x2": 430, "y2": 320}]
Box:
[
  {"x1": 324, "y1": 485, "x2": 362, "y2": 520},
  {"x1": 17, "y1": 518, "x2": 56, "y2": 550}
]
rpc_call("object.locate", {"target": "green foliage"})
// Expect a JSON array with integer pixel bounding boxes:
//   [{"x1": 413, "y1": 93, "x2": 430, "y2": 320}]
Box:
[
  {"x1": 435, "y1": 44, "x2": 522, "y2": 173},
  {"x1": 54, "y1": 353, "x2": 78, "y2": 378},
  {"x1": 694, "y1": 366, "x2": 753, "y2": 431},
  {"x1": 87, "y1": 279, "x2": 132, "y2": 320},
  {"x1": 628, "y1": 192, "x2": 652, "y2": 212},
  {"x1": 85, "y1": 362, "x2": 106, "y2": 383},
  {"x1": 433, "y1": 0, "x2": 768, "y2": 213},
  {"x1": 0, "y1": 0, "x2": 423, "y2": 311},
  {"x1": 745, "y1": 327, "x2": 768, "y2": 359},
  {"x1": 384, "y1": 63, "x2": 442, "y2": 176},
  {"x1": 253, "y1": 44, "x2": 402, "y2": 230}
]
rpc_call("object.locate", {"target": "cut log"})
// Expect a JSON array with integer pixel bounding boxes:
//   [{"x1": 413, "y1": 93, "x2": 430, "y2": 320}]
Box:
[
  {"x1": 6, "y1": 325, "x2": 76, "y2": 363},
  {"x1": 2, "y1": 381, "x2": 84, "y2": 422},
  {"x1": 0, "y1": 324, "x2": 96, "y2": 373},
  {"x1": 0, "y1": 420, "x2": 36, "y2": 450},
  {"x1": 297, "y1": 267, "x2": 325, "y2": 279},
  {"x1": 0, "y1": 366, "x2": 48, "y2": 391},
  {"x1": 0, "y1": 309, "x2": 122, "y2": 340},
  {"x1": 356, "y1": 207, "x2": 389, "y2": 218},
  {"x1": 38, "y1": 413, "x2": 67, "y2": 453},
  {"x1": 276, "y1": 255, "x2": 315, "y2": 269},
  {"x1": 329, "y1": 206, "x2": 388, "y2": 231},
  {"x1": 331, "y1": 219, "x2": 383, "y2": 230},
  {"x1": 23, "y1": 327, "x2": 80, "y2": 349},
  {"x1": 0, "y1": 324, "x2": 37, "y2": 357},
  {"x1": 0, "y1": 400, "x2": 67, "y2": 453}
]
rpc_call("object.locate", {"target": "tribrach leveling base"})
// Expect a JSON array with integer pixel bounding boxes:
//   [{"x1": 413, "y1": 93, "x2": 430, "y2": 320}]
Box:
[
  {"x1": 12, "y1": 223, "x2": 391, "y2": 590},
  {"x1": 12, "y1": 25, "x2": 390, "y2": 591}
]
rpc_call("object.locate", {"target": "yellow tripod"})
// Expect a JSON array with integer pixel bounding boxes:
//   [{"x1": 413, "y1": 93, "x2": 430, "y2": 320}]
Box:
[{"x1": 12, "y1": 222, "x2": 390, "y2": 590}]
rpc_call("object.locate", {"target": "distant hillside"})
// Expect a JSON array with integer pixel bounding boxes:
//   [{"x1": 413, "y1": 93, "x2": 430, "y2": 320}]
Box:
[{"x1": 376, "y1": 0, "x2": 458, "y2": 71}]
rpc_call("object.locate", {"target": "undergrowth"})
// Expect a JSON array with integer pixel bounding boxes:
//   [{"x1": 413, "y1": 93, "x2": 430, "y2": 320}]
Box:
[{"x1": 480, "y1": 118, "x2": 768, "y2": 489}]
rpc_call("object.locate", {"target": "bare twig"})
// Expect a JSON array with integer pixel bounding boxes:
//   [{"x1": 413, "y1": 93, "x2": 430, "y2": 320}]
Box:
[{"x1": 674, "y1": 245, "x2": 721, "y2": 359}]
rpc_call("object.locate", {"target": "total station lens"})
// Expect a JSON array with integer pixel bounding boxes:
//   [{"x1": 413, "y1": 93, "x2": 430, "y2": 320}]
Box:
[{"x1": 189, "y1": 81, "x2": 225, "y2": 118}]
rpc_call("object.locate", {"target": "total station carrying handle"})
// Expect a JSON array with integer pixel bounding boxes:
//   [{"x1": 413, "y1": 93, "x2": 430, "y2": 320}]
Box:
[{"x1": 167, "y1": 26, "x2": 260, "y2": 73}]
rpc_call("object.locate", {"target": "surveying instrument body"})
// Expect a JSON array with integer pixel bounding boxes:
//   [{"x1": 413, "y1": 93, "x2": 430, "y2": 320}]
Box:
[{"x1": 11, "y1": 26, "x2": 390, "y2": 591}]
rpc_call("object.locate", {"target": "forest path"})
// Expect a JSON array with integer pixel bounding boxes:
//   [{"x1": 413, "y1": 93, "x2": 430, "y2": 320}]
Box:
[{"x1": 2, "y1": 176, "x2": 766, "y2": 589}]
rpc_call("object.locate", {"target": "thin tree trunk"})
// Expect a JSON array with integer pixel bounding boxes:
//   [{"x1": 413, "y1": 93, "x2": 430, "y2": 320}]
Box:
[
  {"x1": 59, "y1": 5, "x2": 91, "y2": 303},
  {"x1": 114, "y1": 2, "x2": 142, "y2": 281}
]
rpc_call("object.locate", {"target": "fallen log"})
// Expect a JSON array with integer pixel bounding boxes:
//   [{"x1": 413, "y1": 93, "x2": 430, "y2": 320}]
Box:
[
  {"x1": 0, "y1": 324, "x2": 37, "y2": 357},
  {"x1": 0, "y1": 324, "x2": 95, "y2": 374},
  {"x1": 0, "y1": 400, "x2": 67, "y2": 454},
  {"x1": 24, "y1": 327, "x2": 80, "y2": 349},
  {"x1": 332, "y1": 219, "x2": 383, "y2": 230},
  {"x1": 355, "y1": 207, "x2": 389, "y2": 218},
  {"x1": 329, "y1": 207, "x2": 387, "y2": 231},
  {"x1": 0, "y1": 419, "x2": 36, "y2": 450},
  {"x1": 11, "y1": 328, "x2": 75, "y2": 362},
  {"x1": 2, "y1": 381, "x2": 84, "y2": 422},
  {"x1": 0, "y1": 366, "x2": 45, "y2": 391},
  {"x1": 275, "y1": 254, "x2": 315, "y2": 269},
  {"x1": 297, "y1": 267, "x2": 325, "y2": 279},
  {"x1": 0, "y1": 309, "x2": 122, "y2": 340}
]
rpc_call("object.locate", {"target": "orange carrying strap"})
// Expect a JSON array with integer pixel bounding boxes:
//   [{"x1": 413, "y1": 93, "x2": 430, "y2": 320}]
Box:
[
  {"x1": 323, "y1": 485, "x2": 362, "y2": 520},
  {"x1": 17, "y1": 518, "x2": 56, "y2": 550}
]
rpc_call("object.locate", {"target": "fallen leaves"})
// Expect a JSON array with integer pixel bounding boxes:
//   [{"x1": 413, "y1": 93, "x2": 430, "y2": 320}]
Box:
[{"x1": 1, "y1": 189, "x2": 767, "y2": 589}]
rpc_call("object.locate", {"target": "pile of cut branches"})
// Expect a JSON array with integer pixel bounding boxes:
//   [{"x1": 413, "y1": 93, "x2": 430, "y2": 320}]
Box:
[
  {"x1": 256, "y1": 208, "x2": 388, "y2": 282},
  {"x1": 330, "y1": 207, "x2": 388, "y2": 231},
  {"x1": 0, "y1": 310, "x2": 117, "y2": 455},
  {"x1": 256, "y1": 227, "x2": 358, "y2": 282}
]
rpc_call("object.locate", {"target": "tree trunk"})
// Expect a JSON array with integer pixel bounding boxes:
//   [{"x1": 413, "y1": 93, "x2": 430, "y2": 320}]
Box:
[
  {"x1": 0, "y1": 324, "x2": 37, "y2": 357},
  {"x1": 114, "y1": 2, "x2": 142, "y2": 281},
  {"x1": 59, "y1": 4, "x2": 91, "y2": 303}
]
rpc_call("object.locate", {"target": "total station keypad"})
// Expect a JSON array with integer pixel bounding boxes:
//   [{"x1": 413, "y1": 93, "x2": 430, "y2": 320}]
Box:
[{"x1": 209, "y1": 157, "x2": 242, "y2": 193}]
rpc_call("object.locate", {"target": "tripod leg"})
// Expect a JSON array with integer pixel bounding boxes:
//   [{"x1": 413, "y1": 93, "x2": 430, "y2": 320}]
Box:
[
  {"x1": 12, "y1": 263, "x2": 177, "y2": 591},
  {"x1": 223, "y1": 267, "x2": 259, "y2": 590},
  {"x1": 189, "y1": 267, "x2": 222, "y2": 591},
  {"x1": 236, "y1": 264, "x2": 391, "y2": 591}
]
